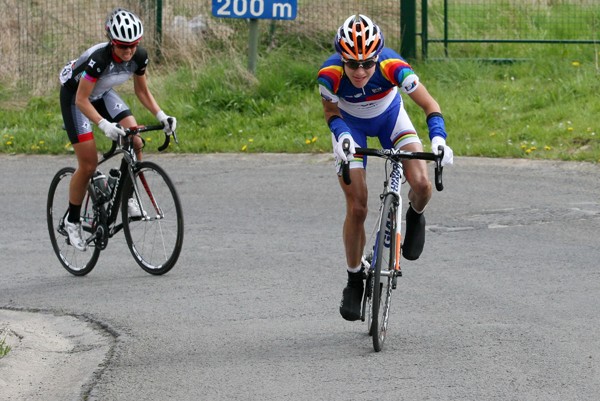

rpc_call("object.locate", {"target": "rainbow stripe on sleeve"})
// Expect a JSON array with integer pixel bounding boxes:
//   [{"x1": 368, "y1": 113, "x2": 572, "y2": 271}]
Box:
[
  {"x1": 380, "y1": 59, "x2": 414, "y2": 87},
  {"x1": 317, "y1": 65, "x2": 343, "y2": 94}
]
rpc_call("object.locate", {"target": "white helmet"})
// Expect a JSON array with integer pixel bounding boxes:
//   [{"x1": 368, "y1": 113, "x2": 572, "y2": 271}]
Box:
[{"x1": 105, "y1": 8, "x2": 144, "y2": 44}]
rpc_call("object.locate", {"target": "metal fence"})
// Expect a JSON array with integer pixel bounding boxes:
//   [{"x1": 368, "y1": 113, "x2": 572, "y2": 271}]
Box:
[
  {"x1": 2, "y1": 0, "x2": 597, "y2": 94},
  {"x1": 421, "y1": 0, "x2": 600, "y2": 59},
  {"x1": 3, "y1": 0, "x2": 402, "y2": 94}
]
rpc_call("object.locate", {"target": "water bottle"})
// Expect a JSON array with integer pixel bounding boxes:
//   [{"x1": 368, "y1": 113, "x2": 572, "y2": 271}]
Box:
[
  {"x1": 107, "y1": 168, "x2": 120, "y2": 195},
  {"x1": 92, "y1": 171, "x2": 110, "y2": 201}
]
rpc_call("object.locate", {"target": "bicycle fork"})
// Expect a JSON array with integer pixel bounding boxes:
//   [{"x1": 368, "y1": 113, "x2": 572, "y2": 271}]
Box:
[{"x1": 387, "y1": 161, "x2": 404, "y2": 289}]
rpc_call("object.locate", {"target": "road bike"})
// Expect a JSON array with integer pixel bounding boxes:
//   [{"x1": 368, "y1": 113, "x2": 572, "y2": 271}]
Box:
[
  {"x1": 342, "y1": 142, "x2": 444, "y2": 351},
  {"x1": 47, "y1": 125, "x2": 184, "y2": 276}
]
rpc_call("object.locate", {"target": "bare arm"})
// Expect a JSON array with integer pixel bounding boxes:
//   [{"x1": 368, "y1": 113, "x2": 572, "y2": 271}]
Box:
[
  {"x1": 407, "y1": 83, "x2": 442, "y2": 117},
  {"x1": 75, "y1": 78, "x2": 104, "y2": 125},
  {"x1": 322, "y1": 98, "x2": 342, "y2": 123},
  {"x1": 133, "y1": 73, "x2": 161, "y2": 116}
]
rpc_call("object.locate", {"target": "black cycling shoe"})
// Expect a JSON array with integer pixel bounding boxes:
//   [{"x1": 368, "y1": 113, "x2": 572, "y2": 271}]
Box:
[
  {"x1": 339, "y1": 270, "x2": 364, "y2": 321},
  {"x1": 402, "y1": 205, "x2": 426, "y2": 261}
]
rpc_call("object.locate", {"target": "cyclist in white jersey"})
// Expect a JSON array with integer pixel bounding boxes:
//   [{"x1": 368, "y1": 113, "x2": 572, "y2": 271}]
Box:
[
  {"x1": 59, "y1": 8, "x2": 177, "y2": 251},
  {"x1": 317, "y1": 14, "x2": 454, "y2": 321}
]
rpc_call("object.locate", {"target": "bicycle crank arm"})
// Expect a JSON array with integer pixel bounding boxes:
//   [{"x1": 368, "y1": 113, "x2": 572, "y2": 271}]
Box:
[{"x1": 379, "y1": 269, "x2": 401, "y2": 278}]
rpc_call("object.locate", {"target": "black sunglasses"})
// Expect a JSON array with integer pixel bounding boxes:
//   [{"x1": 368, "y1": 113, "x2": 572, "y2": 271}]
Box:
[{"x1": 343, "y1": 58, "x2": 377, "y2": 70}]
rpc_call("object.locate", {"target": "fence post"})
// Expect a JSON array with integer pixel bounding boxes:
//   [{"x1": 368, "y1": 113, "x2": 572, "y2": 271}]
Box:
[
  {"x1": 421, "y1": 0, "x2": 428, "y2": 59},
  {"x1": 400, "y1": 0, "x2": 417, "y2": 60},
  {"x1": 248, "y1": 19, "x2": 259, "y2": 74},
  {"x1": 155, "y1": 0, "x2": 163, "y2": 60}
]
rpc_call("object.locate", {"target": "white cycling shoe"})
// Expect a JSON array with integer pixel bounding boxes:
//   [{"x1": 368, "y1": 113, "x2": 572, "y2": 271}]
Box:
[{"x1": 63, "y1": 216, "x2": 86, "y2": 251}]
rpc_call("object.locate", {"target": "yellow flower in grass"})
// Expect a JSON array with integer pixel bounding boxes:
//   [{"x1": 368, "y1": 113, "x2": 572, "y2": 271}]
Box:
[
  {"x1": 571, "y1": 61, "x2": 581, "y2": 67},
  {"x1": 241, "y1": 144, "x2": 248, "y2": 151}
]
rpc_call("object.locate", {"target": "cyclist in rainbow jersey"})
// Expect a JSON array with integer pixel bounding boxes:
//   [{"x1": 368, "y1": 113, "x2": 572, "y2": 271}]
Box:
[{"x1": 317, "y1": 14, "x2": 454, "y2": 321}]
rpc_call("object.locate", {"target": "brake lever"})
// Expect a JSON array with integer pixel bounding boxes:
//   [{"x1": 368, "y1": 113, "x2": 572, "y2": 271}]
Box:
[
  {"x1": 434, "y1": 145, "x2": 444, "y2": 191},
  {"x1": 341, "y1": 138, "x2": 352, "y2": 185}
]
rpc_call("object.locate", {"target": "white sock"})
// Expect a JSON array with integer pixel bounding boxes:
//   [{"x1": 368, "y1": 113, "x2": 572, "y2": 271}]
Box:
[{"x1": 347, "y1": 265, "x2": 362, "y2": 273}]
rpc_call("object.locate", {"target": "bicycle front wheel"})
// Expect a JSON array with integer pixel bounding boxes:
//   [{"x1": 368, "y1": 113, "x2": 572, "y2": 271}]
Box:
[
  {"x1": 122, "y1": 161, "x2": 184, "y2": 275},
  {"x1": 370, "y1": 193, "x2": 397, "y2": 352},
  {"x1": 47, "y1": 167, "x2": 100, "y2": 276}
]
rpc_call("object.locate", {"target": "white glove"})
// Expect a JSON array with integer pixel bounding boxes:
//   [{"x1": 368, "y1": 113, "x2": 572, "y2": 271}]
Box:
[
  {"x1": 98, "y1": 119, "x2": 125, "y2": 141},
  {"x1": 431, "y1": 136, "x2": 454, "y2": 167},
  {"x1": 334, "y1": 133, "x2": 356, "y2": 162},
  {"x1": 156, "y1": 110, "x2": 177, "y2": 135}
]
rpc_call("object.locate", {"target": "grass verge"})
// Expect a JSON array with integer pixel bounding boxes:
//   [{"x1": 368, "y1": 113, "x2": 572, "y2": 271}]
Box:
[{"x1": 0, "y1": 44, "x2": 598, "y2": 162}]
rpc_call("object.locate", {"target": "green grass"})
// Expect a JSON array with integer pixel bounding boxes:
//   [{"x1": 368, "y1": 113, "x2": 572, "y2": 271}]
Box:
[
  {"x1": 0, "y1": 335, "x2": 11, "y2": 358},
  {"x1": 1, "y1": 43, "x2": 599, "y2": 162}
]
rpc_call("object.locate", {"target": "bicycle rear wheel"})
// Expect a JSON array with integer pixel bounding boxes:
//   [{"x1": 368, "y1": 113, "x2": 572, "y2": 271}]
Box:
[
  {"x1": 122, "y1": 161, "x2": 184, "y2": 275},
  {"x1": 370, "y1": 193, "x2": 397, "y2": 352},
  {"x1": 47, "y1": 167, "x2": 100, "y2": 276}
]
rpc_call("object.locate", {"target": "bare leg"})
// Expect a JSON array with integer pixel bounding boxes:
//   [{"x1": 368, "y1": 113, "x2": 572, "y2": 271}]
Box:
[
  {"x1": 70, "y1": 140, "x2": 98, "y2": 208},
  {"x1": 119, "y1": 115, "x2": 144, "y2": 161},
  {"x1": 339, "y1": 167, "x2": 369, "y2": 269}
]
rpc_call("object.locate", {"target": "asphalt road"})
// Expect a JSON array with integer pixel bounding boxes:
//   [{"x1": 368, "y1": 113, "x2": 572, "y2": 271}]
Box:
[{"x1": 1, "y1": 153, "x2": 599, "y2": 401}]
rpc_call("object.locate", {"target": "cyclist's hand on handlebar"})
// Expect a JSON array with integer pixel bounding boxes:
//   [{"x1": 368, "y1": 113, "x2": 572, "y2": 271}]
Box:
[
  {"x1": 98, "y1": 119, "x2": 125, "y2": 141},
  {"x1": 431, "y1": 136, "x2": 454, "y2": 167},
  {"x1": 335, "y1": 133, "x2": 356, "y2": 162},
  {"x1": 156, "y1": 110, "x2": 177, "y2": 135}
]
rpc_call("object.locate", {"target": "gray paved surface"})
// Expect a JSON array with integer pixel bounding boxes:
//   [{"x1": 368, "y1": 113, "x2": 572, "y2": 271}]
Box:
[{"x1": 0, "y1": 153, "x2": 599, "y2": 400}]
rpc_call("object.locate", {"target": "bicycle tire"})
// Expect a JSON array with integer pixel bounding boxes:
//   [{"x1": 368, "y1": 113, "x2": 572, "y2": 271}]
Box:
[
  {"x1": 47, "y1": 167, "x2": 100, "y2": 276},
  {"x1": 370, "y1": 193, "x2": 397, "y2": 352},
  {"x1": 121, "y1": 161, "x2": 184, "y2": 275},
  {"x1": 364, "y1": 272, "x2": 374, "y2": 335}
]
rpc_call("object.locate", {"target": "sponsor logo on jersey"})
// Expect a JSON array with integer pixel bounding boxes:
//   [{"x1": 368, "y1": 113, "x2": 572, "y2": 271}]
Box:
[{"x1": 403, "y1": 81, "x2": 417, "y2": 92}]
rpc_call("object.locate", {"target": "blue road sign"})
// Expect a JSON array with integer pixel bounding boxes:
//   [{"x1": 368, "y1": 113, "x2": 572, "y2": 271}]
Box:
[{"x1": 212, "y1": 0, "x2": 297, "y2": 20}]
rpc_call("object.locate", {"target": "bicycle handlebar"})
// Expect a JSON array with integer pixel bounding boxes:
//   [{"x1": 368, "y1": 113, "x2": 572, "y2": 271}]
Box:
[
  {"x1": 341, "y1": 139, "x2": 445, "y2": 191},
  {"x1": 103, "y1": 122, "x2": 178, "y2": 159}
]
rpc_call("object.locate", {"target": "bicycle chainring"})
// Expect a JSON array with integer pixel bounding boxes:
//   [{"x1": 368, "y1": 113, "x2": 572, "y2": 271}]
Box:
[{"x1": 94, "y1": 222, "x2": 109, "y2": 250}]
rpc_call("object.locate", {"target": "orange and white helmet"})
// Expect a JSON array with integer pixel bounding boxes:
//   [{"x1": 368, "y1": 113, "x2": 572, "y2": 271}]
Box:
[{"x1": 334, "y1": 14, "x2": 384, "y2": 61}]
